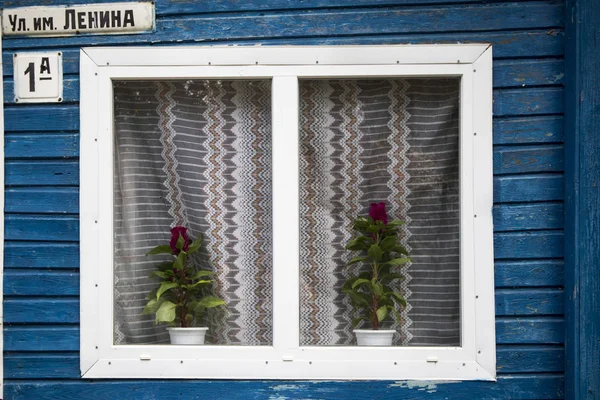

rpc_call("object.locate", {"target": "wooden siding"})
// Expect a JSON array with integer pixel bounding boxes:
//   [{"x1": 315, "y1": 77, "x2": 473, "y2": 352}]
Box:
[{"x1": 2, "y1": 0, "x2": 565, "y2": 398}]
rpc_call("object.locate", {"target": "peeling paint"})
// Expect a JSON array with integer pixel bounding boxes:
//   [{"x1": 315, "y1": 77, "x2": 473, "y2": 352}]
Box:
[
  {"x1": 270, "y1": 385, "x2": 302, "y2": 391},
  {"x1": 388, "y1": 380, "x2": 460, "y2": 393}
]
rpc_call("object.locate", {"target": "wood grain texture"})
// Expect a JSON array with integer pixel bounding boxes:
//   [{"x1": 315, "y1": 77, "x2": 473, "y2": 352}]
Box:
[
  {"x1": 564, "y1": 1, "x2": 600, "y2": 398},
  {"x1": 494, "y1": 116, "x2": 564, "y2": 145},
  {"x1": 4, "y1": 105, "x2": 79, "y2": 132},
  {"x1": 5, "y1": 215, "x2": 79, "y2": 241},
  {"x1": 5, "y1": 187, "x2": 79, "y2": 214},
  {"x1": 4, "y1": 353, "x2": 80, "y2": 379},
  {"x1": 494, "y1": 145, "x2": 564, "y2": 175},
  {"x1": 493, "y1": 203, "x2": 563, "y2": 232},
  {"x1": 496, "y1": 346, "x2": 564, "y2": 373},
  {"x1": 496, "y1": 317, "x2": 564, "y2": 344},
  {"x1": 495, "y1": 289, "x2": 564, "y2": 316},
  {"x1": 4, "y1": 298, "x2": 79, "y2": 323},
  {"x1": 4, "y1": 326, "x2": 80, "y2": 352},
  {"x1": 4, "y1": 242, "x2": 79, "y2": 269},
  {"x1": 4, "y1": 271, "x2": 79, "y2": 296},
  {"x1": 494, "y1": 87, "x2": 564, "y2": 116},
  {"x1": 2, "y1": 3, "x2": 564, "y2": 49},
  {"x1": 5, "y1": 134, "x2": 79, "y2": 159},
  {"x1": 2, "y1": 375, "x2": 564, "y2": 399},
  {"x1": 494, "y1": 174, "x2": 563, "y2": 203},
  {"x1": 495, "y1": 260, "x2": 564, "y2": 288},
  {"x1": 6, "y1": 160, "x2": 79, "y2": 186},
  {"x1": 494, "y1": 231, "x2": 564, "y2": 259}
]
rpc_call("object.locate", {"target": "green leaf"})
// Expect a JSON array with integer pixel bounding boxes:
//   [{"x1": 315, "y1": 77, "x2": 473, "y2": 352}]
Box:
[
  {"x1": 376, "y1": 305, "x2": 389, "y2": 323},
  {"x1": 146, "y1": 245, "x2": 173, "y2": 256},
  {"x1": 141, "y1": 299, "x2": 162, "y2": 315},
  {"x1": 176, "y1": 234, "x2": 185, "y2": 251},
  {"x1": 388, "y1": 291, "x2": 407, "y2": 307},
  {"x1": 392, "y1": 306, "x2": 402, "y2": 324},
  {"x1": 383, "y1": 257, "x2": 410, "y2": 266},
  {"x1": 380, "y1": 273, "x2": 405, "y2": 282},
  {"x1": 346, "y1": 291, "x2": 370, "y2": 307},
  {"x1": 149, "y1": 270, "x2": 172, "y2": 279},
  {"x1": 173, "y1": 252, "x2": 187, "y2": 270},
  {"x1": 370, "y1": 280, "x2": 384, "y2": 296},
  {"x1": 387, "y1": 219, "x2": 405, "y2": 227},
  {"x1": 368, "y1": 244, "x2": 383, "y2": 262},
  {"x1": 185, "y1": 280, "x2": 212, "y2": 289},
  {"x1": 393, "y1": 245, "x2": 409, "y2": 255},
  {"x1": 187, "y1": 236, "x2": 203, "y2": 255},
  {"x1": 196, "y1": 296, "x2": 226, "y2": 310},
  {"x1": 185, "y1": 314, "x2": 194, "y2": 324},
  {"x1": 351, "y1": 278, "x2": 371, "y2": 289},
  {"x1": 367, "y1": 224, "x2": 382, "y2": 233},
  {"x1": 191, "y1": 270, "x2": 214, "y2": 280},
  {"x1": 379, "y1": 236, "x2": 397, "y2": 252},
  {"x1": 156, "y1": 282, "x2": 179, "y2": 300},
  {"x1": 155, "y1": 300, "x2": 177, "y2": 323},
  {"x1": 347, "y1": 256, "x2": 368, "y2": 266},
  {"x1": 351, "y1": 316, "x2": 366, "y2": 328},
  {"x1": 157, "y1": 262, "x2": 175, "y2": 271}
]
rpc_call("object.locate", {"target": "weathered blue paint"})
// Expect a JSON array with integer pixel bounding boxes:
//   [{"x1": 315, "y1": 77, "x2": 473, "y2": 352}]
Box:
[
  {"x1": 564, "y1": 0, "x2": 600, "y2": 399},
  {"x1": 1, "y1": 0, "x2": 573, "y2": 398}
]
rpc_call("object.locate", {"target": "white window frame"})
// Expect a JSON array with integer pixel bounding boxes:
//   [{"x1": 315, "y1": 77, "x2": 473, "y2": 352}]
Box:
[{"x1": 80, "y1": 44, "x2": 495, "y2": 381}]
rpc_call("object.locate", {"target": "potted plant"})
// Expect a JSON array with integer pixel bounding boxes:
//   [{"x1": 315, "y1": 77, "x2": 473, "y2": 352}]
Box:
[
  {"x1": 142, "y1": 226, "x2": 225, "y2": 345},
  {"x1": 342, "y1": 202, "x2": 410, "y2": 346}
]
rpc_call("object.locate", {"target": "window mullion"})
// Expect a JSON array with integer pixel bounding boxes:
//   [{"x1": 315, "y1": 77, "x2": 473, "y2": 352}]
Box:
[{"x1": 271, "y1": 76, "x2": 300, "y2": 357}]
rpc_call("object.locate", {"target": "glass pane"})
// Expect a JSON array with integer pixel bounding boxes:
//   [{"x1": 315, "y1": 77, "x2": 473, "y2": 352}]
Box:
[
  {"x1": 113, "y1": 80, "x2": 273, "y2": 345},
  {"x1": 299, "y1": 78, "x2": 460, "y2": 346}
]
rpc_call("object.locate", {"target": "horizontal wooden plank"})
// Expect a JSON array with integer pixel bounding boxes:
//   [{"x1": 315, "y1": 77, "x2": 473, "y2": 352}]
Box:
[
  {"x1": 5, "y1": 76, "x2": 79, "y2": 104},
  {"x1": 496, "y1": 317, "x2": 564, "y2": 344},
  {"x1": 5, "y1": 242, "x2": 79, "y2": 269},
  {"x1": 494, "y1": 116, "x2": 564, "y2": 145},
  {"x1": 4, "y1": 326, "x2": 80, "y2": 351},
  {"x1": 4, "y1": 353, "x2": 80, "y2": 379},
  {"x1": 493, "y1": 59, "x2": 564, "y2": 88},
  {"x1": 494, "y1": 87, "x2": 564, "y2": 116},
  {"x1": 495, "y1": 260, "x2": 564, "y2": 288},
  {"x1": 5, "y1": 215, "x2": 79, "y2": 242},
  {"x1": 6, "y1": 160, "x2": 79, "y2": 186},
  {"x1": 493, "y1": 203, "x2": 563, "y2": 232},
  {"x1": 494, "y1": 145, "x2": 564, "y2": 175},
  {"x1": 2, "y1": 375, "x2": 564, "y2": 399},
  {"x1": 496, "y1": 346, "x2": 564, "y2": 373},
  {"x1": 6, "y1": 187, "x2": 79, "y2": 214},
  {"x1": 5, "y1": 134, "x2": 79, "y2": 159},
  {"x1": 2, "y1": 3, "x2": 564, "y2": 49},
  {"x1": 494, "y1": 174, "x2": 564, "y2": 203},
  {"x1": 495, "y1": 289, "x2": 564, "y2": 316},
  {"x1": 3, "y1": 61, "x2": 564, "y2": 104},
  {"x1": 1, "y1": 30, "x2": 565, "y2": 77},
  {"x1": 494, "y1": 231, "x2": 564, "y2": 259},
  {"x1": 0, "y1": 0, "x2": 537, "y2": 13},
  {"x1": 4, "y1": 105, "x2": 79, "y2": 132},
  {"x1": 4, "y1": 298, "x2": 80, "y2": 323},
  {"x1": 4, "y1": 271, "x2": 79, "y2": 296}
]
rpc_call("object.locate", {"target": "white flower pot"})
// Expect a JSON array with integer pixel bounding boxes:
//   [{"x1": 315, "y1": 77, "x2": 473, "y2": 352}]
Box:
[
  {"x1": 354, "y1": 329, "x2": 395, "y2": 346},
  {"x1": 167, "y1": 327, "x2": 208, "y2": 345}
]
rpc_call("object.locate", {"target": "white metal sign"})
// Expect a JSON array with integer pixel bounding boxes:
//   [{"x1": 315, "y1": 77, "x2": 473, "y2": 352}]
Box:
[
  {"x1": 13, "y1": 52, "x2": 63, "y2": 103},
  {"x1": 2, "y1": 2, "x2": 154, "y2": 37}
]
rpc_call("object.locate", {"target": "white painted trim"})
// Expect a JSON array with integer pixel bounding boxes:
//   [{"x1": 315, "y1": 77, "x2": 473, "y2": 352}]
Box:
[
  {"x1": 0, "y1": 28, "x2": 5, "y2": 400},
  {"x1": 83, "y1": 44, "x2": 489, "y2": 67},
  {"x1": 80, "y1": 45, "x2": 495, "y2": 381}
]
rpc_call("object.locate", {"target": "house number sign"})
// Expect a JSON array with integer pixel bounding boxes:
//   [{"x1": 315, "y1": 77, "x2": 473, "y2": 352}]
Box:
[
  {"x1": 2, "y1": 2, "x2": 154, "y2": 37},
  {"x1": 13, "y1": 52, "x2": 63, "y2": 103}
]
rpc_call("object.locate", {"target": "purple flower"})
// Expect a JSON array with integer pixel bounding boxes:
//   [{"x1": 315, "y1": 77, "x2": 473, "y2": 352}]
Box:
[
  {"x1": 369, "y1": 202, "x2": 388, "y2": 225},
  {"x1": 170, "y1": 226, "x2": 190, "y2": 254}
]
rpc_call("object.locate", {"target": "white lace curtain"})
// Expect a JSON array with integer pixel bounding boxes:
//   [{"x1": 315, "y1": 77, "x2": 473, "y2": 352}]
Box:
[{"x1": 113, "y1": 78, "x2": 460, "y2": 347}]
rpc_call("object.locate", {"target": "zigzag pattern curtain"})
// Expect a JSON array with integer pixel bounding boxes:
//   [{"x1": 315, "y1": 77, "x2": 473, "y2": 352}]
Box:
[{"x1": 113, "y1": 78, "x2": 460, "y2": 347}]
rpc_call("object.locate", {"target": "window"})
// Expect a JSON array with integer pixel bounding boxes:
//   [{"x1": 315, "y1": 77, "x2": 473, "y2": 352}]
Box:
[{"x1": 80, "y1": 45, "x2": 494, "y2": 380}]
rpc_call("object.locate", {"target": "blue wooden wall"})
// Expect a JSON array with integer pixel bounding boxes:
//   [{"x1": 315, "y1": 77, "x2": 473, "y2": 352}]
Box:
[{"x1": 1, "y1": 0, "x2": 566, "y2": 398}]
